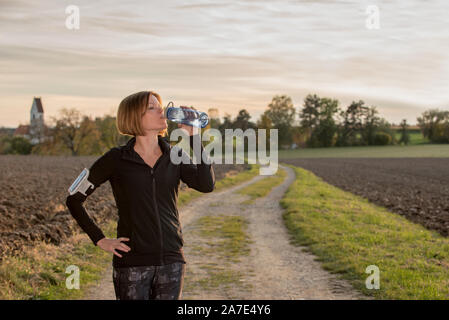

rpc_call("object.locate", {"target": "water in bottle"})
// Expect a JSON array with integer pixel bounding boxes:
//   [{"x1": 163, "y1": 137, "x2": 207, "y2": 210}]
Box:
[{"x1": 164, "y1": 102, "x2": 209, "y2": 128}]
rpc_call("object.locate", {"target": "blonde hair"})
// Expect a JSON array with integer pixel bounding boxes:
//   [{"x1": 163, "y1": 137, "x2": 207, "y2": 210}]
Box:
[{"x1": 117, "y1": 91, "x2": 167, "y2": 137}]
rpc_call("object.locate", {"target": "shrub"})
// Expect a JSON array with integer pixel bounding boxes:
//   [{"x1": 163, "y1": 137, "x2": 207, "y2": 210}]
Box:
[
  {"x1": 373, "y1": 132, "x2": 391, "y2": 145},
  {"x1": 0, "y1": 136, "x2": 32, "y2": 155},
  {"x1": 10, "y1": 137, "x2": 33, "y2": 154},
  {"x1": 0, "y1": 135, "x2": 12, "y2": 154}
]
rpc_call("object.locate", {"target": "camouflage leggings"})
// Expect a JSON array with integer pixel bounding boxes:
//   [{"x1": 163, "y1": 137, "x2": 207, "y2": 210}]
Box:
[{"x1": 112, "y1": 262, "x2": 186, "y2": 300}]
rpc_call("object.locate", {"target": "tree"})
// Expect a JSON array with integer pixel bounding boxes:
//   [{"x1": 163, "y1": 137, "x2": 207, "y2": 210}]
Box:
[
  {"x1": 290, "y1": 126, "x2": 307, "y2": 148},
  {"x1": 208, "y1": 108, "x2": 221, "y2": 129},
  {"x1": 336, "y1": 100, "x2": 369, "y2": 146},
  {"x1": 336, "y1": 101, "x2": 396, "y2": 146},
  {"x1": 432, "y1": 121, "x2": 449, "y2": 143},
  {"x1": 256, "y1": 112, "x2": 273, "y2": 149},
  {"x1": 95, "y1": 115, "x2": 128, "y2": 150},
  {"x1": 299, "y1": 94, "x2": 320, "y2": 144},
  {"x1": 299, "y1": 94, "x2": 339, "y2": 147},
  {"x1": 263, "y1": 95, "x2": 296, "y2": 147},
  {"x1": 417, "y1": 109, "x2": 449, "y2": 143},
  {"x1": 361, "y1": 106, "x2": 381, "y2": 145},
  {"x1": 312, "y1": 97, "x2": 339, "y2": 147},
  {"x1": 218, "y1": 113, "x2": 233, "y2": 136},
  {"x1": 299, "y1": 94, "x2": 320, "y2": 135},
  {"x1": 51, "y1": 108, "x2": 101, "y2": 156},
  {"x1": 398, "y1": 119, "x2": 410, "y2": 145},
  {"x1": 233, "y1": 109, "x2": 255, "y2": 131},
  {"x1": 256, "y1": 113, "x2": 272, "y2": 130}
]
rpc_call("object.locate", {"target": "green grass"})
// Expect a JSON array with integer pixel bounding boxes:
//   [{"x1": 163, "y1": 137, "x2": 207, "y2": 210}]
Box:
[
  {"x1": 393, "y1": 130, "x2": 428, "y2": 145},
  {"x1": 183, "y1": 215, "x2": 253, "y2": 297},
  {"x1": 0, "y1": 164, "x2": 261, "y2": 300},
  {"x1": 280, "y1": 165, "x2": 449, "y2": 299},
  {"x1": 279, "y1": 143, "x2": 449, "y2": 158},
  {"x1": 237, "y1": 167, "x2": 286, "y2": 204}
]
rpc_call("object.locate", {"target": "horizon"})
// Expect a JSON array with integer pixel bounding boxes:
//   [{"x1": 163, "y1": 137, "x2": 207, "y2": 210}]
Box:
[
  {"x1": 1, "y1": 95, "x2": 426, "y2": 129},
  {"x1": 1, "y1": 0, "x2": 448, "y2": 128}
]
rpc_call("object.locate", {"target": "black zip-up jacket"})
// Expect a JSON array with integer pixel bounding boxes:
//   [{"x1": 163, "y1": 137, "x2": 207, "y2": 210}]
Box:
[{"x1": 65, "y1": 135, "x2": 215, "y2": 267}]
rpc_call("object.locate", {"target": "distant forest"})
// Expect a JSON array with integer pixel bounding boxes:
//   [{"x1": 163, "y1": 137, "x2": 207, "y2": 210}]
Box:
[{"x1": 1, "y1": 93, "x2": 448, "y2": 155}]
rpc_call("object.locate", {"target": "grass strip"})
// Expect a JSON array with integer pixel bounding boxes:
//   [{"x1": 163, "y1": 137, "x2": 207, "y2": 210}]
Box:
[
  {"x1": 183, "y1": 215, "x2": 253, "y2": 298},
  {"x1": 280, "y1": 164, "x2": 449, "y2": 300},
  {"x1": 237, "y1": 166, "x2": 286, "y2": 204}
]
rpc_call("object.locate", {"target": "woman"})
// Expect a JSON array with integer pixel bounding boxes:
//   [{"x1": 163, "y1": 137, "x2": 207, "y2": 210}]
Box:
[{"x1": 66, "y1": 91, "x2": 215, "y2": 300}]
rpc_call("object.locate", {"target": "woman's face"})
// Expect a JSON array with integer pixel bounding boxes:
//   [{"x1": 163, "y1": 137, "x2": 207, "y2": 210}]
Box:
[{"x1": 141, "y1": 94, "x2": 167, "y2": 132}]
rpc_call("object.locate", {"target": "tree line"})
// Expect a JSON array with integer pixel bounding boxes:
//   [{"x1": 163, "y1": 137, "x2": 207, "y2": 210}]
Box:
[
  {"x1": 0, "y1": 93, "x2": 448, "y2": 155},
  {"x1": 206, "y1": 94, "x2": 448, "y2": 148}
]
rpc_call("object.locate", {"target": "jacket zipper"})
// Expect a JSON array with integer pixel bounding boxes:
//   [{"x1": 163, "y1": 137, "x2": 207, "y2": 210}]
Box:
[{"x1": 151, "y1": 168, "x2": 164, "y2": 264}]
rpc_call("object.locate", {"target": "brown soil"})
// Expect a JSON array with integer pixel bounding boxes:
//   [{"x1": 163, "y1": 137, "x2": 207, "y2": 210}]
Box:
[{"x1": 281, "y1": 158, "x2": 449, "y2": 237}]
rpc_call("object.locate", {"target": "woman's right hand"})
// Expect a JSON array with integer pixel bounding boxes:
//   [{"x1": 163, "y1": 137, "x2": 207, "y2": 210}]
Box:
[{"x1": 97, "y1": 237, "x2": 131, "y2": 258}]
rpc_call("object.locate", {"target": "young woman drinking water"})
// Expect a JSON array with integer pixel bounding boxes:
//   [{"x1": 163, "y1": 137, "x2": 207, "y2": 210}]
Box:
[{"x1": 66, "y1": 90, "x2": 215, "y2": 300}]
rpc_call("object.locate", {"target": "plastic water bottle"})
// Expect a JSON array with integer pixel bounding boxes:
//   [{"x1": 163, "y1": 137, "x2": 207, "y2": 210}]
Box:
[{"x1": 164, "y1": 102, "x2": 209, "y2": 128}]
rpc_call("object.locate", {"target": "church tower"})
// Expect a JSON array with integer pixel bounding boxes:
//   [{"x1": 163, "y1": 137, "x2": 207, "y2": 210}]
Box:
[{"x1": 29, "y1": 97, "x2": 45, "y2": 144}]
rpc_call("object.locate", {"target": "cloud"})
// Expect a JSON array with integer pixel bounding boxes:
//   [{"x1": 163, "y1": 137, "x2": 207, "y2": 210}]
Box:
[
  {"x1": 176, "y1": 2, "x2": 231, "y2": 10},
  {"x1": 1, "y1": 0, "x2": 448, "y2": 127}
]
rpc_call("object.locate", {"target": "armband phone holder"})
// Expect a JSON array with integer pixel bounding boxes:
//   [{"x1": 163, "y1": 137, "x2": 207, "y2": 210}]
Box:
[{"x1": 68, "y1": 168, "x2": 94, "y2": 196}]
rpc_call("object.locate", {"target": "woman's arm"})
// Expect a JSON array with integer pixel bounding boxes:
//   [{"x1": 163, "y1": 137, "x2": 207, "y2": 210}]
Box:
[
  {"x1": 180, "y1": 134, "x2": 215, "y2": 193},
  {"x1": 65, "y1": 148, "x2": 118, "y2": 246}
]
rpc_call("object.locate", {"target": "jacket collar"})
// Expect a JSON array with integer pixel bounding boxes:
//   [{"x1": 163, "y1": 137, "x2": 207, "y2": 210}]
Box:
[{"x1": 121, "y1": 135, "x2": 171, "y2": 165}]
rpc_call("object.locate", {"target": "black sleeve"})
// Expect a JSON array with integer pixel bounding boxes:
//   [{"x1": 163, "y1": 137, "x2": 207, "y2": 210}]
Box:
[
  {"x1": 180, "y1": 134, "x2": 215, "y2": 193},
  {"x1": 65, "y1": 148, "x2": 118, "y2": 246}
]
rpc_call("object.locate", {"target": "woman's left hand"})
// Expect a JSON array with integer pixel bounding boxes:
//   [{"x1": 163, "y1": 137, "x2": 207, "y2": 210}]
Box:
[{"x1": 178, "y1": 106, "x2": 200, "y2": 136}]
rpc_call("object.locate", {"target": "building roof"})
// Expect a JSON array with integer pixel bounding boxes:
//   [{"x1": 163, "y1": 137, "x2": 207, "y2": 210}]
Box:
[
  {"x1": 34, "y1": 97, "x2": 44, "y2": 113},
  {"x1": 14, "y1": 124, "x2": 30, "y2": 135}
]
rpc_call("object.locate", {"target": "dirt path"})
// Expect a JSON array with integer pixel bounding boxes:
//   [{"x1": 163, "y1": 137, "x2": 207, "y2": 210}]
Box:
[
  {"x1": 84, "y1": 265, "x2": 115, "y2": 300},
  {"x1": 84, "y1": 165, "x2": 365, "y2": 300},
  {"x1": 241, "y1": 165, "x2": 365, "y2": 299},
  {"x1": 83, "y1": 172, "x2": 267, "y2": 300}
]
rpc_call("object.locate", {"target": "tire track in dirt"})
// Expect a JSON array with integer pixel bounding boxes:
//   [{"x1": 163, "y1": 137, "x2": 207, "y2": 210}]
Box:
[{"x1": 85, "y1": 166, "x2": 366, "y2": 299}]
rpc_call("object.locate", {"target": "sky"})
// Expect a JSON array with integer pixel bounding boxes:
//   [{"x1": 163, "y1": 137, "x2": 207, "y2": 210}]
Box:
[{"x1": 1, "y1": 0, "x2": 449, "y2": 127}]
